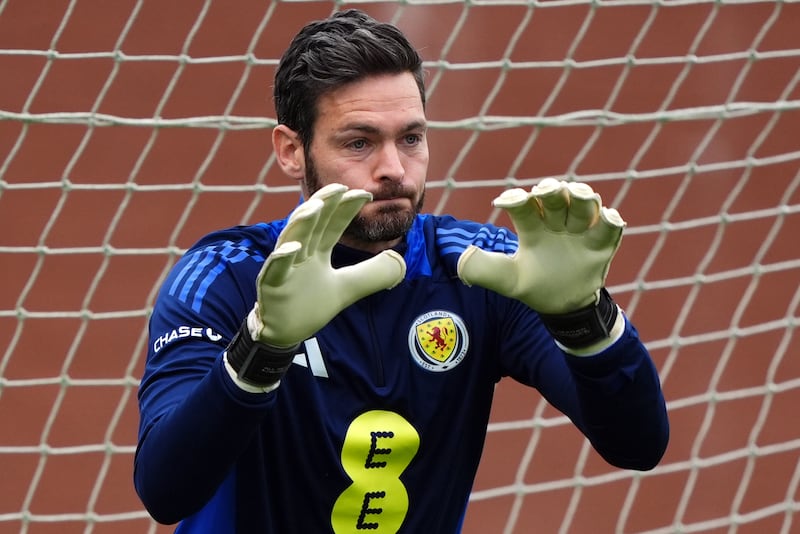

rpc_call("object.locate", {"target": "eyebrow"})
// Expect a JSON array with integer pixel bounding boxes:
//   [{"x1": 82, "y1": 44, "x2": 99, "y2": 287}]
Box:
[{"x1": 339, "y1": 120, "x2": 427, "y2": 136}]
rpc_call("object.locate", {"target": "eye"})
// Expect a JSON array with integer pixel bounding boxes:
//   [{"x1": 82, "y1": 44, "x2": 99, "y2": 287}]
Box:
[
  {"x1": 403, "y1": 133, "x2": 423, "y2": 145},
  {"x1": 348, "y1": 139, "x2": 368, "y2": 151}
]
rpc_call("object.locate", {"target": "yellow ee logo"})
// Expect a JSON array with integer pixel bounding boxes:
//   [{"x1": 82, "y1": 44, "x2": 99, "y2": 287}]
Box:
[{"x1": 331, "y1": 410, "x2": 420, "y2": 533}]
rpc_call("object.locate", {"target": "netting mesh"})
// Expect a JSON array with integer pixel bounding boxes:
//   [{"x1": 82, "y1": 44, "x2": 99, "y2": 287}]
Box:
[{"x1": 1, "y1": 0, "x2": 799, "y2": 533}]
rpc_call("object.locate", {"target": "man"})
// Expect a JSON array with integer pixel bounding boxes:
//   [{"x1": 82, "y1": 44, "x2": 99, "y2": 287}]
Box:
[{"x1": 134, "y1": 9, "x2": 669, "y2": 533}]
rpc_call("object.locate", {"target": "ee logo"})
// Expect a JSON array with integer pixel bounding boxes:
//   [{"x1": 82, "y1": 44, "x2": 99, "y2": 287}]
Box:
[{"x1": 331, "y1": 410, "x2": 420, "y2": 533}]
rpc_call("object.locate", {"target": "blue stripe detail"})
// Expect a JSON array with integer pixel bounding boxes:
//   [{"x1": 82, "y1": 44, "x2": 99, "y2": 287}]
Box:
[
  {"x1": 169, "y1": 250, "x2": 201, "y2": 298},
  {"x1": 169, "y1": 239, "x2": 264, "y2": 313},
  {"x1": 191, "y1": 243, "x2": 254, "y2": 311},
  {"x1": 435, "y1": 226, "x2": 475, "y2": 240},
  {"x1": 439, "y1": 245, "x2": 471, "y2": 256},
  {"x1": 436, "y1": 224, "x2": 518, "y2": 256},
  {"x1": 179, "y1": 250, "x2": 217, "y2": 304}
]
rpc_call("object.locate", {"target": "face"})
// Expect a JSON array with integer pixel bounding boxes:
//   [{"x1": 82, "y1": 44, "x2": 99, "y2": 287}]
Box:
[{"x1": 301, "y1": 72, "x2": 429, "y2": 252}]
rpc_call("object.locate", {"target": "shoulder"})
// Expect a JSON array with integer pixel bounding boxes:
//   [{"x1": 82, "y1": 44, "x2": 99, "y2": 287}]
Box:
[
  {"x1": 161, "y1": 221, "x2": 285, "y2": 315},
  {"x1": 406, "y1": 214, "x2": 517, "y2": 278},
  {"x1": 185, "y1": 220, "x2": 286, "y2": 258},
  {"x1": 433, "y1": 215, "x2": 518, "y2": 253},
  {"x1": 423, "y1": 214, "x2": 517, "y2": 257}
]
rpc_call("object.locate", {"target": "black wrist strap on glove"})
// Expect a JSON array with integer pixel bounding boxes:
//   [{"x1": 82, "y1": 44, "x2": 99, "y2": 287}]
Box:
[
  {"x1": 225, "y1": 320, "x2": 299, "y2": 388},
  {"x1": 538, "y1": 288, "x2": 618, "y2": 349}
]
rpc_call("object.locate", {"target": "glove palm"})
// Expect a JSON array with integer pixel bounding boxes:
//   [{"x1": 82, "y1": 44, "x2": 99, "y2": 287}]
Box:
[
  {"x1": 252, "y1": 183, "x2": 407, "y2": 348},
  {"x1": 457, "y1": 179, "x2": 625, "y2": 315}
]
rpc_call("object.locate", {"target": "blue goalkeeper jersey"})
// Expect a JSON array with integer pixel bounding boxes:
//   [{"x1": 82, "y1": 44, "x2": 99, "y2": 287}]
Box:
[{"x1": 135, "y1": 213, "x2": 669, "y2": 534}]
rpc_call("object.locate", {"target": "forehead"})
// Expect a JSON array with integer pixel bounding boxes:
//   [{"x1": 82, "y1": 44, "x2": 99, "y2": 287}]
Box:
[{"x1": 314, "y1": 72, "x2": 426, "y2": 133}]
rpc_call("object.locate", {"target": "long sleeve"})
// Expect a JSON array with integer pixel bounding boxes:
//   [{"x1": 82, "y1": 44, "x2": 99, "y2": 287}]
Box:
[
  {"x1": 134, "y1": 229, "x2": 272, "y2": 524},
  {"x1": 561, "y1": 318, "x2": 669, "y2": 470},
  {"x1": 135, "y1": 355, "x2": 274, "y2": 524},
  {"x1": 498, "y1": 299, "x2": 669, "y2": 471}
]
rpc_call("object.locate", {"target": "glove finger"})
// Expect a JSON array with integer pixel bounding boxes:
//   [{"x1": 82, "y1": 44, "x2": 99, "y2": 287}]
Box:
[
  {"x1": 492, "y1": 188, "x2": 529, "y2": 210},
  {"x1": 276, "y1": 197, "x2": 324, "y2": 263},
  {"x1": 457, "y1": 245, "x2": 518, "y2": 296},
  {"x1": 492, "y1": 188, "x2": 544, "y2": 249},
  {"x1": 531, "y1": 178, "x2": 570, "y2": 232},
  {"x1": 304, "y1": 183, "x2": 349, "y2": 255},
  {"x1": 584, "y1": 207, "x2": 626, "y2": 252},
  {"x1": 318, "y1": 189, "x2": 373, "y2": 251},
  {"x1": 564, "y1": 182, "x2": 601, "y2": 234},
  {"x1": 257, "y1": 240, "x2": 302, "y2": 289},
  {"x1": 335, "y1": 249, "x2": 407, "y2": 303}
]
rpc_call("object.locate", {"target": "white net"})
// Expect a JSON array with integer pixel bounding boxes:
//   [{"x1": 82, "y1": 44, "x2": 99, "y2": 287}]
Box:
[{"x1": 1, "y1": 0, "x2": 799, "y2": 533}]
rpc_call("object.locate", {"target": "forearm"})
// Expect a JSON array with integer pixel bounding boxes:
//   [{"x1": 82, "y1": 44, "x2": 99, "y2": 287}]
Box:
[
  {"x1": 564, "y1": 321, "x2": 669, "y2": 470},
  {"x1": 134, "y1": 356, "x2": 274, "y2": 524}
]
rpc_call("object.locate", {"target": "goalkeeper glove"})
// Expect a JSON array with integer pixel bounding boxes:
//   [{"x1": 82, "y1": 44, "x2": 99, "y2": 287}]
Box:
[
  {"x1": 457, "y1": 179, "x2": 625, "y2": 350},
  {"x1": 225, "y1": 183, "x2": 407, "y2": 390}
]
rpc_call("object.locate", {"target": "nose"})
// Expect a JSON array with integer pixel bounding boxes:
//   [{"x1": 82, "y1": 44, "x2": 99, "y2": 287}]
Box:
[{"x1": 374, "y1": 143, "x2": 405, "y2": 182}]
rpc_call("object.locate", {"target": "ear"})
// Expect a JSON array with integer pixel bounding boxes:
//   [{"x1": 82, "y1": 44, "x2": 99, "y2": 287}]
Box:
[{"x1": 272, "y1": 124, "x2": 305, "y2": 181}]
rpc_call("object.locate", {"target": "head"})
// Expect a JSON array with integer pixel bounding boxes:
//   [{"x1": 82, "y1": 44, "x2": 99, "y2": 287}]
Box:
[{"x1": 272, "y1": 9, "x2": 429, "y2": 252}]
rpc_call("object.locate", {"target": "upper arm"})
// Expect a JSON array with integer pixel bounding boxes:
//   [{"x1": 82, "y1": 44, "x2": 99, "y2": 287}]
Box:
[{"x1": 137, "y1": 243, "x2": 262, "y2": 437}]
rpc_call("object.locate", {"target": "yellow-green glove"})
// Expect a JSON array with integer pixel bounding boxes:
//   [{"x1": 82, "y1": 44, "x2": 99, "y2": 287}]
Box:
[
  {"x1": 457, "y1": 179, "x2": 625, "y2": 349},
  {"x1": 253, "y1": 183, "x2": 407, "y2": 347},
  {"x1": 225, "y1": 183, "x2": 406, "y2": 389}
]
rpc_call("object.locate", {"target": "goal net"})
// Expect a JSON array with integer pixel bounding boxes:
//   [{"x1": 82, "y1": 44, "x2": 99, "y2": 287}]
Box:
[{"x1": 1, "y1": 0, "x2": 799, "y2": 533}]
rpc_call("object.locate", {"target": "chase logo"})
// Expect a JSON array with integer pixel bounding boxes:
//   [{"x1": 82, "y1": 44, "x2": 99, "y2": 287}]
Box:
[
  {"x1": 153, "y1": 326, "x2": 223, "y2": 353},
  {"x1": 408, "y1": 311, "x2": 469, "y2": 372}
]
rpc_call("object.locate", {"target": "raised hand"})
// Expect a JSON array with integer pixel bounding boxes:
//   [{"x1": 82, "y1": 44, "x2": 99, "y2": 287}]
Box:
[
  {"x1": 457, "y1": 179, "x2": 625, "y2": 315},
  {"x1": 253, "y1": 183, "x2": 407, "y2": 348}
]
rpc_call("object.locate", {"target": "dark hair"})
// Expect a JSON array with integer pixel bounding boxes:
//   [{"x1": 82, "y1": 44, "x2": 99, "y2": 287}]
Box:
[{"x1": 273, "y1": 9, "x2": 425, "y2": 152}]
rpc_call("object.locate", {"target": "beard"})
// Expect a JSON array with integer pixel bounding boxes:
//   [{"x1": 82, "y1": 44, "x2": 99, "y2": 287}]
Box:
[{"x1": 304, "y1": 155, "x2": 425, "y2": 244}]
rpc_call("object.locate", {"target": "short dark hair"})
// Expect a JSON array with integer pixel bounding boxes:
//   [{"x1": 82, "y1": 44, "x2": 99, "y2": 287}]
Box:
[{"x1": 273, "y1": 9, "x2": 425, "y2": 151}]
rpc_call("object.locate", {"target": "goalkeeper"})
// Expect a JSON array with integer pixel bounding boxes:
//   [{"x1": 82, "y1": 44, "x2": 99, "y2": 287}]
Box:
[{"x1": 135, "y1": 9, "x2": 669, "y2": 534}]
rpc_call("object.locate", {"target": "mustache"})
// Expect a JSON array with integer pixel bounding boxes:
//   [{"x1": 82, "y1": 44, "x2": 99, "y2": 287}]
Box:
[{"x1": 369, "y1": 183, "x2": 418, "y2": 201}]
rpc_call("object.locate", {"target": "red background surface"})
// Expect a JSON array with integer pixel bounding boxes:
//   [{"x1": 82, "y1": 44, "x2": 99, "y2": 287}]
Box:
[{"x1": 1, "y1": 1, "x2": 799, "y2": 533}]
